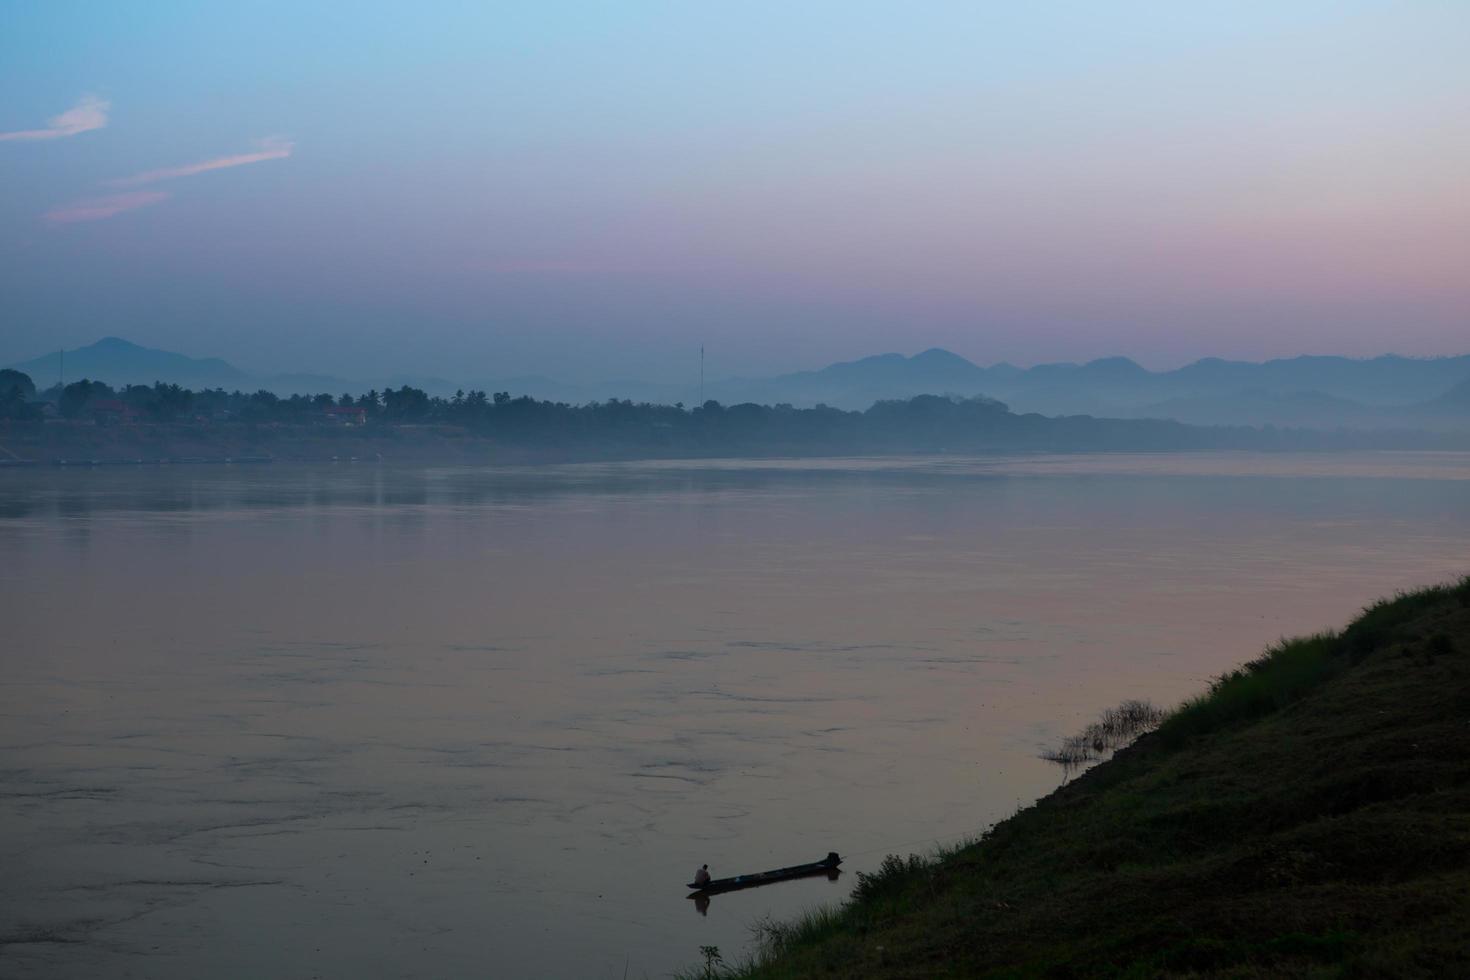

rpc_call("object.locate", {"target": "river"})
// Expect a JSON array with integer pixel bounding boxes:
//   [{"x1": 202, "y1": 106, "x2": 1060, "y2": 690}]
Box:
[{"x1": 2, "y1": 453, "x2": 1467, "y2": 977}]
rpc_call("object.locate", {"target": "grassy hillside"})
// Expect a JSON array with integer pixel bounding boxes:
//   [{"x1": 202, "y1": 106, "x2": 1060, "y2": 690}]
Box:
[{"x1": 706, "y1": 578, "x2": 1470, "y2": 978}]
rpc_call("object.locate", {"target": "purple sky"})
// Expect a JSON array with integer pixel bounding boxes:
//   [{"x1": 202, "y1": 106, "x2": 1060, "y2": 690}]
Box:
[{"x1": 2, "y1": 2, "x2": 1467, "y2": 383}]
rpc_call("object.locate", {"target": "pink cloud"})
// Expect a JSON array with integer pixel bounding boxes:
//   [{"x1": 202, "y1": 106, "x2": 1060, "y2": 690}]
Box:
[
  {"x1": 44, "y1": 191, "x2": 170, "y2": 224},
  {"x1": 0, "y1": 95, "x2": 110, "y2": 142},
  {"x1": 464, "y1": 257, "x2": 722, "y2": 275},
  {"x1": 485, "y1": 259, "x2": 619, "y2": 273},
  {"x1": 109, "y1": 136, "x2": 294, "y2": 186}
]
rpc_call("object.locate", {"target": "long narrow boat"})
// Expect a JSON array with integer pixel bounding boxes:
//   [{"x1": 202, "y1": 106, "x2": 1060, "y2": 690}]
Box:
[{"x1": 687, "y1": 852, "x2": 842, "y2": 895}]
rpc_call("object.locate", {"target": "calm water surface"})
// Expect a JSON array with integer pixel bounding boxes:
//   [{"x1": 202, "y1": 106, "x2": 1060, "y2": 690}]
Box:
[{"x1": 2, "y1": 453, "x2": 1468, "y2": 977}]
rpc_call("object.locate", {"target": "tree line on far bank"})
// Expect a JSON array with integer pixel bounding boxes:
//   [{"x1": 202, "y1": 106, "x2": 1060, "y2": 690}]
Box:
[
  {"x1": 1, "y1": 369, "x2": 1457, "y2": 453},
  {"x1": 2, "y1": 372, "x2": 493, "y2": 425},
  {"x1": 4, "y1": 369, "x2": 1012, "y2": 431}
]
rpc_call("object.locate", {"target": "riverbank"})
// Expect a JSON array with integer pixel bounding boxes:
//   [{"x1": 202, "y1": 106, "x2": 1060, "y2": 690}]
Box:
[
  {"x1": 707, "y1": 578, "x2": 1470, "y2": 978},
  {"x1": 5, "y1": 403, "x2": 1470, "y2": 468}
]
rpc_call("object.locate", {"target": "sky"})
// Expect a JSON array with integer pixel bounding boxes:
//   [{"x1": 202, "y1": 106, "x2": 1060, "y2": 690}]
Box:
[{"x1": 2, "y1": 1, "x2": 1467, "y2": 384}]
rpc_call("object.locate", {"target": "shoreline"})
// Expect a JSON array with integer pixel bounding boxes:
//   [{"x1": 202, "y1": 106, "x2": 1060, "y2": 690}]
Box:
[
  {"x1": 698, "y1": 577, "x2": 1470, "y2": 978},
  {"x1": 4, "y1": 418, "x2": 1470, "y2": 470}
]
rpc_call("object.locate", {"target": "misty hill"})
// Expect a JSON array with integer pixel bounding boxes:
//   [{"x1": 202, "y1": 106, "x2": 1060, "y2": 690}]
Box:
[
  {"x1": 11, "y1": 338, "x2": 1470, "y2": 431},
  {"x1": 1418, "y1": 377, "x2": 1470, "y2": 414},
  {"x1": 700, "y1": 351, "x2": 1163, "y2": 412},
  {"x1": 703, "y1": 350, "x2": 1470, "y2": 430},
  {"x1": 5, "y1": 338, "x2": 457, "y2": 399},
  {"x1": 1138, "y1": 388, "x2": 1389, "y2": 429},
  {"x1": 700, "y1": 348, "x2": 998, "y2": 408},
  {"x1": 1137, "y1": 373, "x2": 1470, "y2": 431},
  {"x1": 9, "y1": 337, "x2": 248, "y2": 390}
]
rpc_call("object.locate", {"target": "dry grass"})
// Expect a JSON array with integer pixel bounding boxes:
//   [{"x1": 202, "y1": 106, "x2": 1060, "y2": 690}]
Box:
[{"x1": 1040, "y1": 699, "x2": 1165, "y2": 774}]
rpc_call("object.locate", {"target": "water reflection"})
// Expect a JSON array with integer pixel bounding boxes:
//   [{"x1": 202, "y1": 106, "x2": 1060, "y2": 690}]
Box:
[
  {"x1": 2, "y1": 451, "x2": 1467, "y2": 523},
  {"x1": 1, "y1": 453, "x2": 1467, "y2": 978}
]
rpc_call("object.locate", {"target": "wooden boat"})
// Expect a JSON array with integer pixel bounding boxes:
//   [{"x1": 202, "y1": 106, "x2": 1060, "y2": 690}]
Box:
[{"x1": 687, "y1": 852, "x2": 842, "y2": 895}]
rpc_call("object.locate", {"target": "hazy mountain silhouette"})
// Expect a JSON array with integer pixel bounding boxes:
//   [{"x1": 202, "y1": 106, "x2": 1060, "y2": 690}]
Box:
[
  {"x1": 6, "y1": 338, "x2": 456, "y2": 398},
  {"x1": 10, "y1": 337, "x2": 248, "y2": 390},
  {"x1": 1415, "y1": 377, "x2": 1470, "y2": 414},
  {"x1": 701, "y1": 348, "x2": 999, "y2": 408},
  {"x1": 1139, "y1": 388, "x2": 1384, "y2": 429},
  {"x1": 697, "y1": 350, "x2": 1470, "y2": 429},
  {"x1": 9, "y1": 338, "x2": 1469, "y2": 430},
  {"x1": 714, "y1": 350, "x2": 1470, "y2": 429}
]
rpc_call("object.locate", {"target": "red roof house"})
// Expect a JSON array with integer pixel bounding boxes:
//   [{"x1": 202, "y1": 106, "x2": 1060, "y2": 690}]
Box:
[{"x1": 323, "y1": 405, "x2": 368, "y2": 425}]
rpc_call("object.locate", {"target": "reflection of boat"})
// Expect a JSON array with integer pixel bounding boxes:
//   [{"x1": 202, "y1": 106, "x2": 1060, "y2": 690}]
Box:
[{"x1": 687, "y1": 852, "x2": 842, "y2": 896}]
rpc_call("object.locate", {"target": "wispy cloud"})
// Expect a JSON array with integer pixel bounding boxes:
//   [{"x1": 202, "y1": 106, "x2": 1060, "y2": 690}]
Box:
[
  {"x1": 465, "y1": 257, "x2": 715, "y2": 275},
  {"x1": 109, "y1": 136, "x2": 294, "y2": 187},
  {"x1": 44, "y1": 191, "x2": 170, "y2": 224},
  {"x1": 39, "y1": 133, "x2": 293, "y2": 224},
  {"x1": 0, "y1": 95, "x2": 110, "y2": 142}
]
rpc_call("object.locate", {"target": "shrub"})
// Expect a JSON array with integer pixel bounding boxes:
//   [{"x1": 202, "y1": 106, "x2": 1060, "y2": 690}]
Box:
[
  {"x1": 851, "y1": 853, "x2": 932, "y2": 907},
  {"x1": 1042, "y1": 699, "x2": 1165, "y2": 772}
]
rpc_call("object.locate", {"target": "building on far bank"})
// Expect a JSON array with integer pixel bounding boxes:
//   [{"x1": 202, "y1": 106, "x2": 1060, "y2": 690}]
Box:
[{"x1": 323, "y1": 405, "x2": 368, "y2": 426}]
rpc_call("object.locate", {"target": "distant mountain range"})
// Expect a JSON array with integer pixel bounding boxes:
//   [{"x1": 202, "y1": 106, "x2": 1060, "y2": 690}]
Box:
[
  {"x1": 6, "y1": 338, "x2": 455, "y2": 402},
  {"x1": 697, "y1": 349, "x2": 1470, "y2": 430},
  {"x1": 12, "y1": 337, "x2": 249, "y2": 390},
  {"x1": 8, "y1": 338, "x2": 1470, "y2": 431}
]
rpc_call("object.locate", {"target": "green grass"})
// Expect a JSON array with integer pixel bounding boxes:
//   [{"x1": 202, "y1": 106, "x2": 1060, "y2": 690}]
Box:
[
  {"x1": 688, "y1": 575, "x2": 1470, "y2": 978},
  {"x1": 1155, "y1": 631, "x2": 1340, "y2": 747}
]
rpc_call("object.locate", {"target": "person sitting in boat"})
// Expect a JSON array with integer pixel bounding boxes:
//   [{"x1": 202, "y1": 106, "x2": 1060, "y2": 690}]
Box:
[{"x1": 693, "y1": 864, "x2": 711, "y2": 887}]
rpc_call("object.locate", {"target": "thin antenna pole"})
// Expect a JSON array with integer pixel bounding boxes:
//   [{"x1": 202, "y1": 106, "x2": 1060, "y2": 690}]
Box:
[{"x1": 699, "y1": 345, "x2": 705, "y2": 406}]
